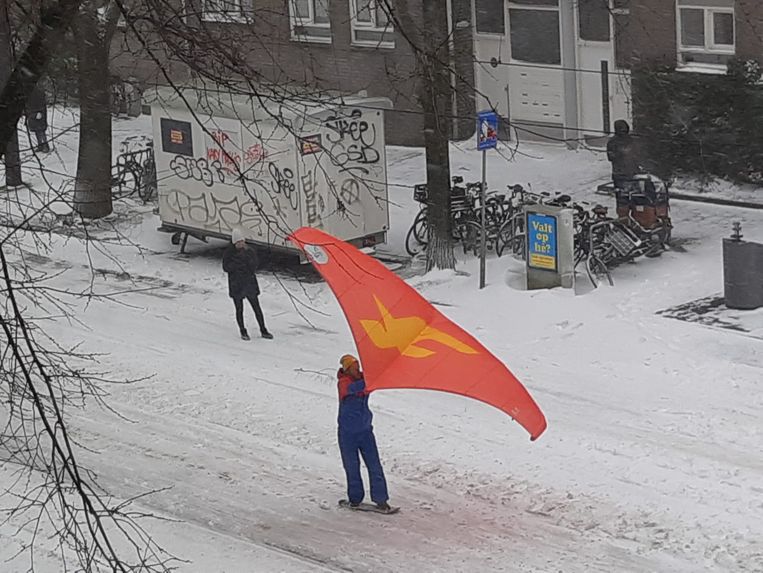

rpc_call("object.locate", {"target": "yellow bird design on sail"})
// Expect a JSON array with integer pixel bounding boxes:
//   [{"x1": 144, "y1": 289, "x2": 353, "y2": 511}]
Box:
[{"x1": 360, "y1": 296, "x2": 478, "y2": 358}]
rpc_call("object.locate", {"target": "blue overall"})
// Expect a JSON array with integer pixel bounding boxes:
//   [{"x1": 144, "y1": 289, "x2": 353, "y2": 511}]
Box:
[{"x1": 337, "y1": 375, "x2": 389, "y2": 505}]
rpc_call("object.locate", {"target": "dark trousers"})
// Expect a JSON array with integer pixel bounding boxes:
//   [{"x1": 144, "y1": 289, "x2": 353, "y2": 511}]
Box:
[
  {"x1": 338, "y1": 429, "x2": 388, "y2": 505},
  {"x1": 233, "y1": 295, "x2": 267, "y2": 334},
  {"x1": 34, "y1": 130, "x2": 50, "y2": 152}
]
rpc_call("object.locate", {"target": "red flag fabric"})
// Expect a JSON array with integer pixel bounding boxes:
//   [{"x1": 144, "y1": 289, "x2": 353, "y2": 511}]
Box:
[{"x1": 289, "y1": 227, "x2": 547, "y2": 441}]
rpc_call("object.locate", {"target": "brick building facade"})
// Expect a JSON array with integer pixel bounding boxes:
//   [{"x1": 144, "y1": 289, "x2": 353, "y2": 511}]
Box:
[
  {"x1": 111, "y1": 0, "x2": 476, "y2": 146},
  {"x1": 628, "y1": 0, "x2": 763, "y2": 67},
  {"x1": 111, "y1": 1, "x2": 763, "y2": 148}
]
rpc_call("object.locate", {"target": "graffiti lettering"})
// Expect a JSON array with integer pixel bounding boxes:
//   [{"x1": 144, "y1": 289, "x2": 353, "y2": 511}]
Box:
[
  {"x1": 343, "y1": 143, "x2": 380, "y2": 167},
  {"x1": 328, "y1": 141, "x2": 382, "y2": 175},
  {"x1": 205, "y1": 129, "x2": 245, "y2": 175},
  {"x1": 170, "y1": 155, "x2": 226, "y2": 187},
  {"x1": 340, "y1": 178, "x2": 360, "y2": 205},
  {"x1": 267, "y1": 162, "x2": 298, "y2": 211},
  {"x1": 244, "y1": 143, "x2": 267, "y2": 165},
  {"x1": 302, "y1": 170, "x2": 322, "y2": 227},
  {"x1": 210, "y1": 129, "x2": 230, "y2": 146},
  {"x1": 165, "y1": 188, "x2": 264, "y2": 234},
  {"x1": 322, "y1": 108, "x2": 380, "y2": 175},
  {"x1": 324, "y1": 109, "x2": 375, "y2": 147},
  {"x1": 207, "y1": 147, "x2": 242, "y2": 171}
]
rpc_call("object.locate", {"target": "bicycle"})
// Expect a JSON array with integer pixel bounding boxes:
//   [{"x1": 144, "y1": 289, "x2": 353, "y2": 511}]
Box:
[
  {"x1": 405, "y1": 176, "x2": 482, "y2": 257},
  {"x1": 112, "y1": 140, "x2": 157, "y2": 203},
  {"x1": 494, "y1": 185, "x2": 554, "y2": 258},
  {"x1": 573, "y1": 204, "x2": 615, "y2": 287}
]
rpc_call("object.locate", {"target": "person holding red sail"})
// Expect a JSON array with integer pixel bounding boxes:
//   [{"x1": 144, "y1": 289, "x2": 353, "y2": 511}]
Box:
[{"x1": 336, "y1": 354, "x2": 393, "y2": 513}]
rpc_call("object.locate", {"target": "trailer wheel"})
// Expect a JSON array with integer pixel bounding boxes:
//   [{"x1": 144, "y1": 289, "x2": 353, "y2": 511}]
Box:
[{"x1": 171, "y1": 232, "x2": 182, "y2": 245}]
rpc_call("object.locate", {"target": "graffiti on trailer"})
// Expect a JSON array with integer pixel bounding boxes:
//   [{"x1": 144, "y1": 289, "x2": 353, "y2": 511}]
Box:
[
  {"x1": 302, "y1": 169, "x2": 323, "y2": 227},
  {"x1": 210, "y1": 129, "x2": 230, "y2": 146},
  {"x1": 267, "y1": 161, "x2": 299, "y2": 211},
  {"x1": 205, "y1": 129, "x2": 243, "y2": 174},
  {"x1": 323, "y1": 108, "x2": 374, "y2": 145},
  {"x1": 244, "y1": 143, "x2": 267, "y2": 165},
  {"x1": 339, "y1": 178, "x2": 361, "y2": 206},
  {"x1": 170, "y1": 155, "x2": 227, "y2": 187},
  {"x1": 206, "y1": 146, "x2": 241, "y2": 173},
  {"x1": 165, "y1": 188, "x2": 264, "y2": 234},
  {"x1": 323, "y1": 108, "x2": 380, "y2": 174},
  {"x1": 329, "y1": 143, "x2": 380, "y2": 175}
]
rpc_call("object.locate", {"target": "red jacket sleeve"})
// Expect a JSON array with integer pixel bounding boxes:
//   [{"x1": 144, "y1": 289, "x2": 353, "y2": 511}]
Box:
[{"x1": 337, "y1": 369, "x2": 367, "y2": 400}]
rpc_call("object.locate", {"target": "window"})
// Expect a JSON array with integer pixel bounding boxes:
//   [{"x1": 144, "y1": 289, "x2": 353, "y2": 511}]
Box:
[
  {"x1": 350, "y1": 0, "x2": 394, "y2": 48},
  {"x1": 290, "y1": 0, "x2": 331, "y2": 42},
  {"x1": 202, "y1": 0, "x2": 253, "y2": 23},
  {"x1": 476, "y1": 0, "x2": 505, "y2": 35},
  {"x1": 508, "y1": 0, "x2": 560, "y2": 65},
  {"x1": 678, "y1": 0, "x2": 735, "y2": 67},
  {"x1": 578, "y1": 0, "x2": 610, "y2": 42}
]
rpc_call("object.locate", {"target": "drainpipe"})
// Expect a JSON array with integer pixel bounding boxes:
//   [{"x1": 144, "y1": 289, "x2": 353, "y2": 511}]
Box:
[
  {"x1": 445, "y1": 0, "x2": 458, "y2": 139},
  {"x1": 560, "y1": 0, "x2": 579, "y2": 148}
]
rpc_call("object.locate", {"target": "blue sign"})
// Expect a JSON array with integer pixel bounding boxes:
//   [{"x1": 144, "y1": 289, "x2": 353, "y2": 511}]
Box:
[
  {"x1": 527, "y1": 213, "x2": 558, "y2": 271},
  {"x1": 477, "y1": 110, "x2": 498, "y2": 151}
]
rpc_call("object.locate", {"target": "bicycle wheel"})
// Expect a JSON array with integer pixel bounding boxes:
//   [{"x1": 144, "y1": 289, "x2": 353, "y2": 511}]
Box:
[
  {"x1": 495, "y1": 217, "x2": 516, "y2": 257},
  {"x1": 139, "y1": 158, "x2": 157, "y2": 202},
  {"x1": 586, "y1": 255, "x2": 613, "y2": 288},
  {"x1": 405, "y1": 211, "x2": 428, "y2": 257},
  {"x1": 411, "y1": 209, "x2": 428, "y2": 243},
  {"x1": 507, "y1": 234, "x2": 526, "y2": 259},
  {"x1": 459, "y1": 220, "x2": 483, "y2": 257}
]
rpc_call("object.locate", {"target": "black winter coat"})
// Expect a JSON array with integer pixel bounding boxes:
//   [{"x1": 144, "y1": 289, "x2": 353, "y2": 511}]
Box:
[
  {"x1": 223, "y1": 244, "x2": 261, "y2": 299},
  {"x1": 25, "y1": 83, "x2": 48, "y2": 132},
  {"x1": 606, "y1": 134, "x2": 640, "y2": 178}
]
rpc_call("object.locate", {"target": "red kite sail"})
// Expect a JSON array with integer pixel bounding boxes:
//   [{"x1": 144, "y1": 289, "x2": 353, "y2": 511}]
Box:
[{"x1": 289, "y1": 227, "x2": 547, "y2": 441}]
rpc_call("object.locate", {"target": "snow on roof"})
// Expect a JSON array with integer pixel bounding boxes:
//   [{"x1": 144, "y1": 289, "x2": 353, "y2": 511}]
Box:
[{"x1": 143, "y1": 83, "x2": 393, "y2": 126}]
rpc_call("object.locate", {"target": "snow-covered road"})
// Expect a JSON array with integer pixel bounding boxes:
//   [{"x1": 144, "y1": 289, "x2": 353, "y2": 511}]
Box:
[
  {"x1": 2, "y1": 111, "x2": 762, "y2": 571},
  {"x1": 12, "y1": 206, "x2": 761, "y2": 572}
]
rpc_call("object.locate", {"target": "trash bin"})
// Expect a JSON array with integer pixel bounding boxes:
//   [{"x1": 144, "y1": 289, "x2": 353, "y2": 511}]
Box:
[{"x1": 723, "y1": 236, "x2": 763, "y2": 310}]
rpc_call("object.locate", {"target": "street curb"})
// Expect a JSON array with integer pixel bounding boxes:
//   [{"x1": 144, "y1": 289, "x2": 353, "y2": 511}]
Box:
[{"x1": 668, "y1": 192, "x2": 763, "y2": 210}]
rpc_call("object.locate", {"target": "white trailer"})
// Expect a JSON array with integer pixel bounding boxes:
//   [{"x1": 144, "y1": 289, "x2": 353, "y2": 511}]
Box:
[{"x1": 146, "y1": 86, "x2": 391, "y2": 254}]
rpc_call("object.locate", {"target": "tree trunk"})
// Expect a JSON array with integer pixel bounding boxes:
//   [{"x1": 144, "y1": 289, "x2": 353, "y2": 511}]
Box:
[
  {"x1": 420, "y1": 0, "x2": 455, "y2": 271},
  {"x1": 0, "y1": 0, "x2": 84, "y2": 163},
  {"x1": 73, "y1": 4, "x2": 112, "y2": 219},
  {"x1": 0, "y1": 0, "x2": 23, "y2": 187},
  {"x1": 2, "y1": 132, "x2": 23, "y2": 188},
  {"x1": 420, "y1": 59, "x2": 455, "y2": 271}
]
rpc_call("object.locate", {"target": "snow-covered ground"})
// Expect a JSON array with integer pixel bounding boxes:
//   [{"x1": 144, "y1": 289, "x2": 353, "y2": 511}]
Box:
[
  {"x1": 674, "y1": 176, "x2": 763, "y2": 206},
  {"x1": 1, "y1": 110, "x2": 762, "y2": 572}
]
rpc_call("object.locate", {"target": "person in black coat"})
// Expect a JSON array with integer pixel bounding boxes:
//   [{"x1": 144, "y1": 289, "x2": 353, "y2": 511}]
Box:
[
  {"x1": 606, "y1": 119, "x2": 641, "y2": 189},
  {"x1": 25, "y1": 80, "x2": 50, "y2": 153},
  {"x1": 223, "y1": 229, "x2": 273, "y2": 341}
]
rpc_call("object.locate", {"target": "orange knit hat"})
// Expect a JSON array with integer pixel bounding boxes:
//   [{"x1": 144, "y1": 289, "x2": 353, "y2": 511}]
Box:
[{"x1": 340, "y1": 354, "x2": 359, "y2": 370}]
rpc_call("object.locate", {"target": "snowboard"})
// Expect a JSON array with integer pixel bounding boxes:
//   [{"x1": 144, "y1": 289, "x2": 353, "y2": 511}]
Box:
[{"x1": 338, "y1": 499, "x2": 400, "y2": 515}]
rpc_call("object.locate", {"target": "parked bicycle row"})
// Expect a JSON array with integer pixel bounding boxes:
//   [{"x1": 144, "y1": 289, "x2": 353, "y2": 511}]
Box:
[
  {"x1": 112, "y1": 137, "x2": 157, "y2": 203},
  {"x1": 406, "y1": 174, "x2": 673, "y2": 288}
]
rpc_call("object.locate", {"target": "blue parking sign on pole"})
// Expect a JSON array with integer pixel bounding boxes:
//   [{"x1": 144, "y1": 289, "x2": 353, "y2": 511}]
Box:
[
  {"x1": 476, "y1": 110, "x2": 498, "y2": 289},
  {"x1": 477, "y1": 110, "x2": 498, "y2": 151}
]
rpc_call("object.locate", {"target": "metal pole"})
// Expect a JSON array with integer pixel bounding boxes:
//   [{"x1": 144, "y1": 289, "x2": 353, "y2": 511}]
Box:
[
  {"x1": 479, "y1": 148, "x2": 487, "y2": 289},
  {"x1": 601, "y1": 60, "x2": 611, "y2": 134}
]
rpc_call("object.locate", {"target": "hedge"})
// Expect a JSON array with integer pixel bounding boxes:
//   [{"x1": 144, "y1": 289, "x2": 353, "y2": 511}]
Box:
[{"x1": 632, "y1": 62, "x2": 763, "y2": 185}]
